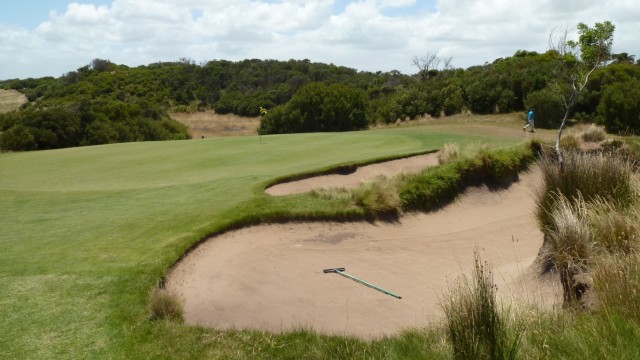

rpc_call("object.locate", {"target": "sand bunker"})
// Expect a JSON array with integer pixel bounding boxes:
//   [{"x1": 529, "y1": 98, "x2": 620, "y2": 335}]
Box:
[
  {"x1": 266, "y1": 153, "x2": 440, "y2": 196},
  {"x1": 167, "y1": 163, "x2": 559, "y2": 338}
]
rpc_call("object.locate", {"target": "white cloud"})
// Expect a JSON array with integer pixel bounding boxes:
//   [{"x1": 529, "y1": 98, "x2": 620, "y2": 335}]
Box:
[{"x1": 0, "y1": 0, "x2": 638, "y2": 79}]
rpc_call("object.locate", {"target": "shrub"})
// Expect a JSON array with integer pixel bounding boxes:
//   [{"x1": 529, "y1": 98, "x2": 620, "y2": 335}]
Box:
[
  {"x1": 438, "y1": 142, "x2": 460, "y2": 164},
  {"x1": 441, "y1": 252, "x2": 520, "y2": 360},
  {"x1": 259, "y1": 82, "x2": 368, "y2": 134},
  {"x1": 598, "y1": 78, "x2": 640, "y2": 134},
  {"x1": 525, "y1": 87, "x2": 565, "y2": 129},
  {"x1": 149, "y1": 287, "x2": 184, "y2": 322}
]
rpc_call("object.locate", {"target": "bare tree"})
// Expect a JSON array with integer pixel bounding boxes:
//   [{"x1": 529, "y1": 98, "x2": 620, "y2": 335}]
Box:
[
  {"x1": 442, "y1": 56, "x2": 454, "y2": 70},
  {"x1": 412, "y1": 51, "x2": 440, "y2": 79}
]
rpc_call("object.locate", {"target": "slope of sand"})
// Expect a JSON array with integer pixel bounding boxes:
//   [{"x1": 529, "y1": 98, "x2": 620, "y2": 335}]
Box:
[
  {"x1": 167, "y1": 164, "x2": 560, "y2": 338},
  {"x1": 266, "y1": 153, "x2": 440, "y2": 196}
]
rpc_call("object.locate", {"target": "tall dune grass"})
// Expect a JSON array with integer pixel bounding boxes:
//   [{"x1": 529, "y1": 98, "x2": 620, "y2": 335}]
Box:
[
  {"x1": 441, "y1": 253, "x2": 520, "y2": 360},
  {"x1": 593, "y1": 254, "x2": 640, "y2": 322},
  {"x1": 535, "y1": 152, "x2": 636, "y2": 230}
]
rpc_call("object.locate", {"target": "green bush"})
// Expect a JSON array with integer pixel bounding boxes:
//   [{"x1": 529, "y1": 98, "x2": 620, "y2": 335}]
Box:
[
  {"x1": 525, "y1": 88, "x2": 565, "y2": 129},
  {"x1": 259, "y1": 82, "x2": 368, "y2": 134},
  {"x1": 0, "y1": 124, "x2": 36, "y2": 151},
  {"x1": 598, "y1": 78, "x2": 640, "y2": 134}
]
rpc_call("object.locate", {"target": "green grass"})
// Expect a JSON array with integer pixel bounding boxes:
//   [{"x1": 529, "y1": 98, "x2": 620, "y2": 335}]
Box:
[{"x1": 1, "y1": 127, "x2": 521, "y2": 359}]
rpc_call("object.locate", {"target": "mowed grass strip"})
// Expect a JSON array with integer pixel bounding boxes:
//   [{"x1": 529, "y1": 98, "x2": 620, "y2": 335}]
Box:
[{"x1": 0, "y1": 127, "x2": 520, "y2": 358}]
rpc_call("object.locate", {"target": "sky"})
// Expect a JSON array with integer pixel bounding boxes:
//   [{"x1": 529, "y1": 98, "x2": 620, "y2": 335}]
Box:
[{"x1": 1, "y1": 0, "x2": 638, "y2": 80}]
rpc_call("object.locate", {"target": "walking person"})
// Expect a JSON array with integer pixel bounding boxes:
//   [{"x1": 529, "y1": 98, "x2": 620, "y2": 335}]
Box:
[{"x1": 523, "y1": 109, "x2": 535, "y2": 132}]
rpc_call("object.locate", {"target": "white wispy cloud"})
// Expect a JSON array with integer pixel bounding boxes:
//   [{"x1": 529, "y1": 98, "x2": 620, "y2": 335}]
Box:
[{"x1": 0, "y1": 0, "x2": 637, "y2": 79}]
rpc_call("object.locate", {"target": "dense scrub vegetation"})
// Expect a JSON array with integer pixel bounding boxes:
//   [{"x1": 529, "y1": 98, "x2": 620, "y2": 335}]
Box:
[{"x1": 1, "y1": 47, "x2": 639, "y2": 150}]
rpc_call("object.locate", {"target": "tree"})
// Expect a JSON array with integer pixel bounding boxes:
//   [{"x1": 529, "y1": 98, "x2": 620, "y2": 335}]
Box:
[
  {"x1": 548, "y1": 21, "x2": 615, "y2": 165},
  {"x1": 412, "y1": 52, "x2": 440, "y2": 80}
]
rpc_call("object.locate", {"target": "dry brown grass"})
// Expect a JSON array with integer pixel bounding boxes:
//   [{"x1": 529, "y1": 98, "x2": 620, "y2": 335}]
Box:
[
  {"x1": 0, "y1": 89, "x2": 28, "y2": 114},
  {"x1": 149, "y1": 287, "x2": 184, "y2": 322},
  {"x1": 438, "y1": 142, "x2": 460, "y2": 164},
  {"x1": 170, "y1": 110, "x2": 260, "y2": 138}
]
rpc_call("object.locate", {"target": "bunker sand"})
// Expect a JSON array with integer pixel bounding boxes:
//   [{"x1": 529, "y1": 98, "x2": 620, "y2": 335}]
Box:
[{"x1": 167, "y1": 162, "x2": 558, "y2": 338}]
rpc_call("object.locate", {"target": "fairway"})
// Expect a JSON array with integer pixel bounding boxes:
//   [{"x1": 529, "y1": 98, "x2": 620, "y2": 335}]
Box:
[{"x1": 0, "y1": 124, "x2": 530, "y2": 358}]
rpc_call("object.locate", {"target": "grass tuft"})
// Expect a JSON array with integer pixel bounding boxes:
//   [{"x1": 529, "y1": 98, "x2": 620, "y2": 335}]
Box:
[
  {"x1": 438, "y1": 142, "x2": 460, "y2": 164},
  {"x1": 588, "y1": 199, "x2": 640, "y2": 255},
  {"x1": 560, "y1": 134, "x2": 582, "y2": 152},
  {"x1": 580, "y1": 124, "x2": 607, "y2": 142},
  {"x1": 441, "y1": 252, "x2": 520, "y2": 360},
  {"x1": 543, "y1": 194, "x2": 594, "y2": 304},
  {"x1": 350, "y1": 175, "x2": 402, "y2": 214},
  {"x1": 149, "y1": 287, "x2": 184, "y2": 322},
  {"x1": 535, "y1": 151, "x2": 636, "y2": 230}
]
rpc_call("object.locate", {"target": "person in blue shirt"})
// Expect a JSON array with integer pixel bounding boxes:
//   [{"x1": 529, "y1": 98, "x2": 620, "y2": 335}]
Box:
[{"x1": 523, "y1": 110, "x2": 535, "y2": 132}]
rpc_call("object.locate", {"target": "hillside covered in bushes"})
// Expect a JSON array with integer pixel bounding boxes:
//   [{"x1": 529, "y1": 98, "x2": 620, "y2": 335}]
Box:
[{"x1": 1, "y1": 47, "x2": 639, "y2": 151}]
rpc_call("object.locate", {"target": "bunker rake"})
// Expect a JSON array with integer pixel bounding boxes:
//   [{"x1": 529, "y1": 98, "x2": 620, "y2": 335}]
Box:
[{"x1": 323, "y1": 267, "x2": 402, "y2": 299}]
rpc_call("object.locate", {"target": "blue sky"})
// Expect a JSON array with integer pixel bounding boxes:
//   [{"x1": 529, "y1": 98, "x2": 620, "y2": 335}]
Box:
[
  {"x1": 0, "y1": 0, "x2": 638, "y2": 79},
  {"x1": 0, "y1": 0, "x2": 112, "y2": 29}
]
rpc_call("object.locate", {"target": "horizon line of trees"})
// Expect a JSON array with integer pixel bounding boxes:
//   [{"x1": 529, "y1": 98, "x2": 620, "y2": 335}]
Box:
[{"x1": 1, "y1": 37, "x2": 639, "y2": 150}]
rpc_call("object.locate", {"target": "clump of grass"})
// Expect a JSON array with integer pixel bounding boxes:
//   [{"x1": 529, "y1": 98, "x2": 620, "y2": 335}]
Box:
[
  {"x1": 438, "y1": 142, "x2": 460, "y2": 164},
  {"x1": 535, "y1": 152, "x2": 636, "y2": 230},
  {"x1": 593, "y1": 254, "x2": 640, "y2": 322},
  {"x1": 543, "y1": 194, "x2": 594, "y2": 305},
  {"x1": 580, "y1": 124, "x2": 607, "y2": 142},
  {"x1": 559, "y1": 134, "x2": 582, "y2": 152},
  {"x1": 149, "y1": 287, "x2": 184, "y2": 322},
  {"x1": 351, "y1": 175, "x2": 401, "y2": 214},
  {"x1": 588, "y1": 200, "x2": 640, "y2": 255},
  {"x1": 441, "y1": 252, "x2": 520, "y2": 360}
]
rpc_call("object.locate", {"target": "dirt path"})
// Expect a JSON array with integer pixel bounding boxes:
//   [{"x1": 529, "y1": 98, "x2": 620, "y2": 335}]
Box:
[{"x1": 167, "y1": 165, "x2": 558, "y2": 338}]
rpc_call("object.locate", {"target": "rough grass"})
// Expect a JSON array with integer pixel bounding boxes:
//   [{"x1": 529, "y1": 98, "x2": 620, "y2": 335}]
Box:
[
  {"x1": 170, "y1": 110, "x2": 260, "y2": 138},
  {"x1": 149, "y1": 287, "x2": 184, "y2": 322},
  {"x1": 588, "y1": 200, "x2": 640, "y2": 254},
  {"x1": 535, "y1": 151, "x2": 636, "y2": 230},
  {"x1": 0, "y1": 89, "x2": 28, "y2": 113},
  {"x1": 579, "y1": 124, "x2": 607, "y2": 142},
  {"x1": 441, "y1": 252, "x2": 520, "y2": 360},
  {"x1": 438, "y1": 142, "x2": 460, "y2": 164},
  {"x1": 593, "y1": 254, "x2": 640, "y2": 322},
  {"x1": 543, "y1": 195, "x2": 594, "y2": 304},
  {"x1": 400, "y1": 142, "x2": 536, "y2": 212}
]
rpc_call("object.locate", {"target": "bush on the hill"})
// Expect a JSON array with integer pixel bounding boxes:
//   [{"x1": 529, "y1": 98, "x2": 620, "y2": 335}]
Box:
[
  {"x1": 258, "y1": 82, "x2": 368, "y2": 134},
  {"x1": 598, "y1": 78, "x2": 640, "y2": 134},
  {"x1": 525, "y1": 88, "x2": 565, "y2": 128}
]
